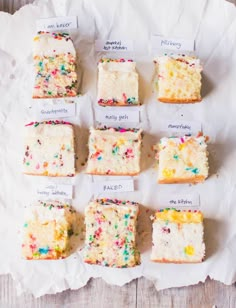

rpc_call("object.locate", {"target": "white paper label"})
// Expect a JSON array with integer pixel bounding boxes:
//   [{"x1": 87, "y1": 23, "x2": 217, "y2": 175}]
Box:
[
  {"x1": 36, "y1": 103, "x2": 76, "y2": 119},
  {"x1": 93, "y1": 179, "x2": 134, "y2": 193},
  {"x1": 96, "y1": 109, "x2": 139, "y2": 123},
  {"x1": 95, "y1": 39, "x2": 134, "y2": 52},
  {"x1": 36, "y1": 16, "x2": 78, "y2": 31},
  {"x1": 35, "y1": 184, "x2": 73, "y2": 199},
  {"x1": 160, "y1": 120, "x2": 201, "y2": 135},
  {"x1": 158, "y1": 194, "x2": 200, "y2": 208},
  {"x1": 151, "y1": 35, "x2": 194, "y2": 51}
]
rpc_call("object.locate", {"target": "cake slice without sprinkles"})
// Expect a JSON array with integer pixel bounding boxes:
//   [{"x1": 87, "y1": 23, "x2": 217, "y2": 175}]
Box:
[
  {"x1": 22, "y1": 201, "x2": 76, "y2": 260},
  {"x1": 154, "y1": 55, "x2": 202, "y2": 103},
  {"x1": 23, "y1": 121, "x2": 75, "y2": 177},
  {"x1": 33, "y1": 31, "x2": 77, "y2": 98},
  {"x1": 97, "y1": 58, "x2": 139, "y2": 106},
  {"x1": 83, "y1": 199, "x2": 140, "y2": 267},
  {"x1": 151, "y1": 208, "x2": 205, "y2": 263},
  {"x1": 86, "y1": 127, "x2": 142, "y2": 175},
  {"x1": 156, "y1": 134, "x2": 209, "y2": 184}
]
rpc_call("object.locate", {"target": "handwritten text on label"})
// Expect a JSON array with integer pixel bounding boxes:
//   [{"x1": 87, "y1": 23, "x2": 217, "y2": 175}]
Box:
[
  {"x1": 161, "y1": 120, "x2": 201, "y2": 135},
  {"x1": 36, "y1": 103, "x2": 76, "y2": 119},
  {"x1": 96, "y1": 109, "x2": 139, "y2": 123},
  {"x1": 95, "y1": 40, "x2": 134, "y2": 52},
  {"x1": 151, "y1": 35, "x2": 195, "y2": 51},
  {"x1": 36, "y1": 16, "x2": 78, "y2": 31},
  {"x1": 158, "y1": 194, "x2": 200, "y2": 208},
  {"x1": 93, "y1": 179, "x2": 134, "y2": 193},
  {"x1": 36, "y1": 184, "x2": 73, "y2": 199}
]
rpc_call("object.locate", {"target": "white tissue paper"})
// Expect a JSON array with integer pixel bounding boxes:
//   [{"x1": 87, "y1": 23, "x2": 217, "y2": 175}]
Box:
[{"x1": 0, "y1": 0, "x2": 236, "y2": 297}]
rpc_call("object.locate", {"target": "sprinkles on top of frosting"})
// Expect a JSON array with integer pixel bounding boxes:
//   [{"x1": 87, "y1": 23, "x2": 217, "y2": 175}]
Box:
[
  {"x1": 34, "y1": 31, "x2": 71, "y2": 41},
  {"x1": 96, "y1": 126, "x2": 140, "y2": 133},
  {"x1": 99, "y1": 58, "x2": 134, "y2": 63},
  {"x1": 96, "y1": 198, "x2": 138, "y2": 206},
  {"x1": 25, "y1": 120, "x2": 72, "y2": 127},
  {"x1": 37, "y1": 200, "x2": 76, "y2": 213}
]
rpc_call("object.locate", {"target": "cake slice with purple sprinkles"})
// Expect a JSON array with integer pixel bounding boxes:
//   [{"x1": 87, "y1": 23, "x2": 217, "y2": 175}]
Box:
[
  {"x1": 33, "y1": 31, "x2": 77, "y2": 98},
  {"x1": 83, "y1": 198, "x2": 140, "y2": 267},
  {"x1": 86, "y1": 127, "x2": 142, "y2": 175},
  {"x1": 23, "y1": 120, "x2": 75, "y2": 177}
]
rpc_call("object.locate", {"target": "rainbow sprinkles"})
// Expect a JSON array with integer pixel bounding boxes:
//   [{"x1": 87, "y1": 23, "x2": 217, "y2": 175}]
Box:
[
  {"x1": 33, "y1": 31, "x2": 78, "y2": 98},
  {"x1": 83, "y1": 198, "x2": 140, "y2": 267},
  {"x1": 23, "y1": 120, "x2": 75, "y2": 177},
  {"x1": 86, "y1": 127, "x2": 142, "y2": 175}
]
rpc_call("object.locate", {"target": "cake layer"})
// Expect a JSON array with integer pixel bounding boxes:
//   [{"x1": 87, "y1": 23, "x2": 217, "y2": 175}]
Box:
[
  {"x1": 86, "y1": 127, "x2": 142, "y2": 175},
  {"x1": 23, "y1": 121, "x2": 75, "y2": 177},
  {"x1": 157, "y1": 135, "x2": 208, "y2": 184},
  {"x1": 33, "y1": 31, "x2": 77, "y2": 98},
  {"x1": 83, "y1": 198, "x2": 140, "y2": 267},
  {"x1": 154, "y1": 55, "x2": 202, "y2": 103},
  {"x1": 22, "y1": 201, "x2": 76, "y2": 260},
  {"x1": 151, "y1": 209, "x2": 205, "y2": 263},
  {"x1": 97, "y1": 58, "x2": 139, "y2": 106}
]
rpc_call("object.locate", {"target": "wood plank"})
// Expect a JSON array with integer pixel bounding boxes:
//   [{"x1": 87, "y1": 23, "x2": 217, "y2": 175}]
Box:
[
  {"x1": 137, "y1": 277, "x2": 236, "y2": 308},
  {"x1": 0, "y1": 274, "x2": 137, "y2": 308}
]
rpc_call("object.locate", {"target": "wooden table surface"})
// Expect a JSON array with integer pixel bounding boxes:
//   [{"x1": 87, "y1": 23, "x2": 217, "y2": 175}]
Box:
[{"x1": 0, "y1": 1, "x2": 236, "y2": 307}]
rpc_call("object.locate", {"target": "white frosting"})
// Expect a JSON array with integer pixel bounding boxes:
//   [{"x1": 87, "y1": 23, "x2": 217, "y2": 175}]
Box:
[
  {"x1": 86, "y1": 128, "x2": 142, "y2": 175},
  {"x1": 98, "y1": 61, "x2": 136, "y2": 72},
  {"x1": 151, "y1": 221, "x2": 205, "y2": 262},
  {"x1": 97, "y1": 61, "x2": 139, "y2": 102},
  {"x1": 33, "y1": 33, "x2": 76, "y2": 56},
  {"x1": 25, "y1": 201, "x2": 74, "y2": 223}
]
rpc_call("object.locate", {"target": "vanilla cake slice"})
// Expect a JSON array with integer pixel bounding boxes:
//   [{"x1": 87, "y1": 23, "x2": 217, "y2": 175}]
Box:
[
  {"x1": 157, "y1": 135, "x2": 208, "y2": 184},
  {"x1": 33, "y1": 31, "x2": 77, "y2": 98},
  {"x1": 86, "y1": 127, "x2": 142, "y2": 175},
  {"x1": 83, "y1": 198, "x2": 140, "y2": 267},
  {"x1": 154, "y1": 55, "x2": 202, "y2": 103},
  {"x1": 151, "y1": 208, "x2": 205, "y2": 263},
  {"x1": 97, "y1": 58, "x2": 139, "y2": 106},
  {"x1": 22, "y1": 201, "x2": 76, "y2": 260},
  {"x1": 23, "y1": 121, "x2": 75, "y2": 177}
]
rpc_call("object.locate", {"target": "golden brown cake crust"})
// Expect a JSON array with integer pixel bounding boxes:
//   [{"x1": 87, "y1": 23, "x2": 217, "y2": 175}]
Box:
[
  {"x1": 151, "y1": 258, "x2": 204, "y2": 264},
  {"x1": 158, "y1": 175, "x2": 206, "y2": 184},
  {"x1": 86, "y1": 171, "x2": 140, "y2": 176},
  {"x1": 158, "y1": 97, "x2": 202, "y2": 104},
  {"x1": 23, "y1": 172, "x2": 75, "y2": 177},
  {"x1": 84, "y1": 259, "x2": 140, "y2": 267},
  {"x1": 25, "y1": 256, "x2": 66, "y2": 260}
]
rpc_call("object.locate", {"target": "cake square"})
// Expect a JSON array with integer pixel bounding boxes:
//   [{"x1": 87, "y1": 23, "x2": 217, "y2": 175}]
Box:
[
  {"x1": 154, "y1": 55, "x2": 202, "y2": 103},
  {"x1": 23, "y1": 121, "x2": 75, "y2": 177},
  {"x1": 97, "y1": 58, "x2": 139, "y2": 106},
  {"x1": 33, "y1": 31, "x2": 77, "y2": 98},
  {"x1": 22, "y1": 201, "x2": 76, "y2": 260},
  {"x1": 86, "y1": 127, "x2": 142, "y2": 175},
  {"x1": 83, "y1": 199, "x2": 140, "y2": 267},
  {"x1": 157, "y1": 135, "x2": 208, "y2": 184},
  {"x1": 151, "y1": 208, "x2": 205, "y2": 263}
]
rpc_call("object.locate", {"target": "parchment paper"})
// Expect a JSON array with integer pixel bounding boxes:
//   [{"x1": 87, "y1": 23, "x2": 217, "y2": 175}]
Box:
[{"x1": 0, "y1": 0, "x2": 236, "y2": 297}]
